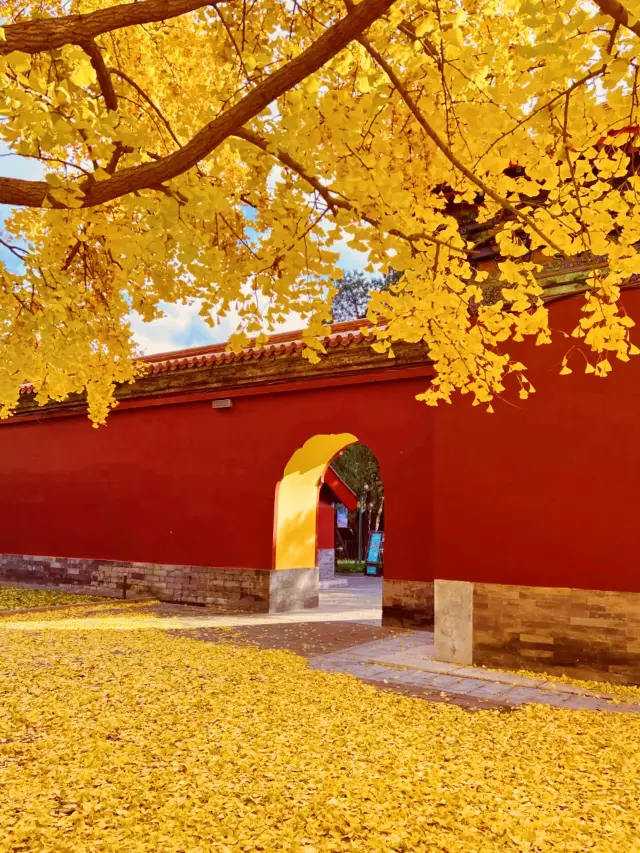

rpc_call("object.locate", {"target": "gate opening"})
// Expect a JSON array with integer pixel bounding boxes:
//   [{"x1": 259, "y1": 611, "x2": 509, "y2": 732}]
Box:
[{"x1": 274, "y1": 435, "x2": 384, "y2": 596}]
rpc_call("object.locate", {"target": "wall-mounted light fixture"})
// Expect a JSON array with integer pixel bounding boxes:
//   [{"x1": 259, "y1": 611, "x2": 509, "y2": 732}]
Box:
[{"x1": 212, "y1": 398, "x2": 233, "y2": 410}]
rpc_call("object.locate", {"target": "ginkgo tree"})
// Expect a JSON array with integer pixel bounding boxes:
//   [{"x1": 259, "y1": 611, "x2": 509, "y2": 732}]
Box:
[{"x1": 1, "y1": 0, "x2": 640, "y2": 423}]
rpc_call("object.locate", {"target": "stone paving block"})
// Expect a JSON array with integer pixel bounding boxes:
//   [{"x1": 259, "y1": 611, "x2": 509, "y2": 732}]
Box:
[
  {"x1": 412, "y1": 659, "x2": 462, "y2": 675},
  {"x1": 423, "y1": 678, "x2": 487, "y2": 697},
  {"x1": 598, "y1": 702, "x2": 640, "y2": 714},
  {"x1": 380, "y1": 649, "x2": 435, "y2": 664},
  {"x1": 453, "y1": 667, "x2": 544, "y2": 688},
  {"x1": 344, "y1": 641, "x2": 396, "y2": 659},
  {"x1": 540, "y1": 682, "x2": 598, "y2": 696},
  {"x1": 465, "y1": 681, "x2": 519, "y2": 700},
  {"x1": 392, "y1": 635, "x2": 434, "y2": 650},
  {"x1": 530, "y1": 693, "x2": 574, "y2": 708},
  {"x1": 313, "y1": 653, "x2": 360, "y2": 667},
  {"x1": 425, "y1": 674, "x2": 468, "y2": 691},
  {"x1": 560, "y1": 696, "x2": 613, "y2": 712},
  {"x1": 358, "y1": 664, "x2": 404, "y2": 680},
  {"x1": 501, "y1": 686, "x2": 558, "y2": 705},
  {"x1": 313, "y1": 663, "x2": 352, "y2": 674},
  {"x1": 392, "y1": 671, "x2": 441, "y2": 687},
  {"x1": 333, "y1": 662, "x2": 388, "y2": 679},
  {"x1": 370, "y1": 656, "x2": 459, "y2": 675}
]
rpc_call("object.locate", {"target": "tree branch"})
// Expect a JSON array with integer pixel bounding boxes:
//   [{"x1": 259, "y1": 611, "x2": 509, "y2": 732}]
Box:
[
  {"x1": 358, "y1": 35, "x2": 569, "y2": 257},
  {"x1": 234, "y1": 128, "x2": 469, "y2": 257},
  {"x1": 0, "y1": 237, "x2": 29, "y2": 260},
  {"x1": 475, "y1": 65, "x2": 608, "y2": 168},
  {"x1": 594, "y1": 0, "x2": 640, "y2": 39},
  {"x1": 0, "y1": 0, "x2": 395, "y2": 209},
  {"x1": 109, "y1": 67, "x2": 182, "y2": 147},
  {"x1": 0, "y1": 0, "x2": 227, "y2": 56},
  {"x1": 82, "y1": 40, "x2": 118, "y2": 112},
  {"x1": 234, "y1": 128, "x2": 348, "y2": 214}
]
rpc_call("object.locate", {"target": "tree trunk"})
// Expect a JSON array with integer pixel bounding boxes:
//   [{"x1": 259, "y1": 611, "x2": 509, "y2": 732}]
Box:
[{"x1": 375, "y1": 496, "x2": 384, "y2": 531}]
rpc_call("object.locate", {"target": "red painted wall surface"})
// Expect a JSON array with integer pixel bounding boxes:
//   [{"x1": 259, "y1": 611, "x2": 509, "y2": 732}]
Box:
[
  {"x1": 0, "y1": 376, "x2": 434, "y2": 582},
  {"x1": 3, "y1": 287, "x2": 640, "y2": 594},
  {"x1": 316, "y1": 500, "x2": 335, "y2": 553},
  {"x1": 433, "y1": 287, "x2": 640, "y2": 593}
]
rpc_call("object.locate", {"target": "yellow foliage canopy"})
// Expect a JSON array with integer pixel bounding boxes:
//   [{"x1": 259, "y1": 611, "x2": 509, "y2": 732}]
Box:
[{"x1": 1, "y1": 0, "x2": 640, "y2": 421}]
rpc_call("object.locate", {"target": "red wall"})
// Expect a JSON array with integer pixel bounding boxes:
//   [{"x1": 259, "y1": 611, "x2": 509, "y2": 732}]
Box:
[
  {"x1": 433, "y1": 287, "x2": 640, "y2": 593},
  {"x1": 3, "y1": 288, "x2": 640, "y2": 593},
  {"x1": 316, "y1": 500, "x2": 335, "y2": 553},
  {"x1": 0, "y1": 377, "x2": 434, "y2": 581}
]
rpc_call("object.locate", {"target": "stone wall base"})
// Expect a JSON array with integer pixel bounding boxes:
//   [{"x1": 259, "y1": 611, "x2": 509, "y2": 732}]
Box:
[
  {"x1": 382, "y1": 578, "x2": 434, "y2": 628},
  {"x1": 0, "y1": 554, "x2": 318, "y2": 613},
  {"x1": 435, "y1": 579, "x2": 640, "y2": 685},
  {"x1": 318, "y1": 548, "x2": 336, "y2": 581}
]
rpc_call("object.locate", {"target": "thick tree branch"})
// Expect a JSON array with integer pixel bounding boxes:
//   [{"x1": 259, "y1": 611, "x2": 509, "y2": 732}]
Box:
[
  {"x1": 359, "y1": 35, "x2": 569, "y2": 257},
  {"x1": 0, "y1": 178, "x2": 54, "y2": 207},
  {"x1": 82, "y1": 40, "x2": 118, "y2": 112},
  {"x1": 0, "y1": 0, "x2": 226, "y2": 56},
  {"x1": 594, "y1": 0, "x2": 640, "y2": 39},
  {"x1": 0, "y1": 0, "x2": 395, "y2": 209}
]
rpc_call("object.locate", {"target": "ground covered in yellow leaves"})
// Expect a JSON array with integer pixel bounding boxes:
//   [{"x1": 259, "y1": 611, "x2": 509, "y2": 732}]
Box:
[
  {"x1": 0, "y1": 586, "x2": 108, "y2": 611},
  {"x1": 1, "y1": 625, "x2": 639, "y2": 853}
]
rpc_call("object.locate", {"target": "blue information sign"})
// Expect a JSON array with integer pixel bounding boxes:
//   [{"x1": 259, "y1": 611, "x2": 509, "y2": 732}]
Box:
[{"x1": 365, "y1": 531, "x2": 384, "y2": 576}]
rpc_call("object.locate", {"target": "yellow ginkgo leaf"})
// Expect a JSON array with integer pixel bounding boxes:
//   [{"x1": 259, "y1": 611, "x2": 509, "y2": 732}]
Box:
[{"x1": 69, "y1": 63, "x2": 97, "y2": 88}]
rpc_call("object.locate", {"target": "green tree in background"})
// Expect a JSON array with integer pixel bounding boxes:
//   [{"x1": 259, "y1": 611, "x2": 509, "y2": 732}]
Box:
[
  {"x1": 332, "y1": 443, "x2": 384, "y2": 535},
  {"x1": 331, "y1": 270, "x2": 401, "y2": 322}
]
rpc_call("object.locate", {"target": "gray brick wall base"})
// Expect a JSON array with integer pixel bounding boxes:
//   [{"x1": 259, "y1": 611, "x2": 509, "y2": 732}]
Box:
[{"x1": 0, "y1": 553, "x2": 318, "y2": 614}]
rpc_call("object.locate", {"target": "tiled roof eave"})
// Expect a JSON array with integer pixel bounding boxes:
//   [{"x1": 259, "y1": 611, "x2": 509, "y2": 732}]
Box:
[{"x1": 18, "y1": 321, "x2": 378, "y2": 398}]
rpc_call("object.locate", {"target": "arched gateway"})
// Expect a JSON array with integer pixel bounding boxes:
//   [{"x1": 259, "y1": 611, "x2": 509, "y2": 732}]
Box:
[{"x1": 3, "y1": 291, "x2": 640, "y2": 683}]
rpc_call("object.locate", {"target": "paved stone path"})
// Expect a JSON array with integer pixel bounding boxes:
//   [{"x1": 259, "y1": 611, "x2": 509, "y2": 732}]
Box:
[
  {"x1": 308, "y1": 631, "x2": 640, "y2": 713},
  {"x1": 4, "y1": 575, "x2": 640, "y2": 712}
]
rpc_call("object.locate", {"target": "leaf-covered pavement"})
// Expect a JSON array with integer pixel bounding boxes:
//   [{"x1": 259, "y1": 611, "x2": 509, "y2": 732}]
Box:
[
  {"x1": 0, "y1": 586, "x2": 108, "y2": 611},
  {"x1": 1, "y1": 625, "x2": 639, "y2": 852}
]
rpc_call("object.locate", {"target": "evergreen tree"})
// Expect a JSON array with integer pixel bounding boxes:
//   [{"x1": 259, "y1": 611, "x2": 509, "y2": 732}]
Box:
[{"x1": 332, "y1": 270, "x2": 401, "y2": 322}]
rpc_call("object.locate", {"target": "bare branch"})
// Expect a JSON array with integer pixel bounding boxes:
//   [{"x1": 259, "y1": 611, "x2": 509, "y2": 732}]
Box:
[
  {"x1": 561, "y1": 92, "x2": 584, "y2": 224},
  {"x1": 0, "y1": 237, "x2": 29, "y2": 260},
  {"x1": 214, "y1": 5, "x2": 251, "y2": 82},
  {"x1": 0, "y1": 0, "x2": 395, "y2": 209},
  {"x1": 234, "y1": 128, "x2": 347, "y2": 214}
]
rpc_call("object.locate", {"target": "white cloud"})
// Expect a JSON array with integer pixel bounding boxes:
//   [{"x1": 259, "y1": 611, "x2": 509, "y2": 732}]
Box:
[
  {"x1": 332, "y1": 236, "x2": 372, "y2": 272},
  {"x1": 130, "y1": 299, "x2": 307, "y2": 355},
  {"x1": 0, "y1": 144, "x2": 371, "y2": 355},
  {"x1": 131, "y1": 238, "x2": 370, "y2": 355}
]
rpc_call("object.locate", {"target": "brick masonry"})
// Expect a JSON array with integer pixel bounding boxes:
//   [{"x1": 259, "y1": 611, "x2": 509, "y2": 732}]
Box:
[
  {"x1": 473, "y1": 582, "x2": 640, "y2": 684},
  {"x1": 382, "y1": 578, "x2": 434, "y2": 629},
  {"x1": 0, "y1": 553, "x2": 318, "y2": 613}
]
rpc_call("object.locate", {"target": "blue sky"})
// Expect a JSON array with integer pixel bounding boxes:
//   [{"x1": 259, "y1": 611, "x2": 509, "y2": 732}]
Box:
[
  {"x1": 129, "y1": 235, "x2": 368, "y2": 354},
  {"x1": 1, "y1": 146, "x2": 367, "y2": 355}
]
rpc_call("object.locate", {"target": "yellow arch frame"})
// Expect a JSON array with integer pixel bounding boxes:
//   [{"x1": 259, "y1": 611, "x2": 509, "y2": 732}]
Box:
[{"x1": 274, "y1": 433, "x2": 357, "y2": 569}]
